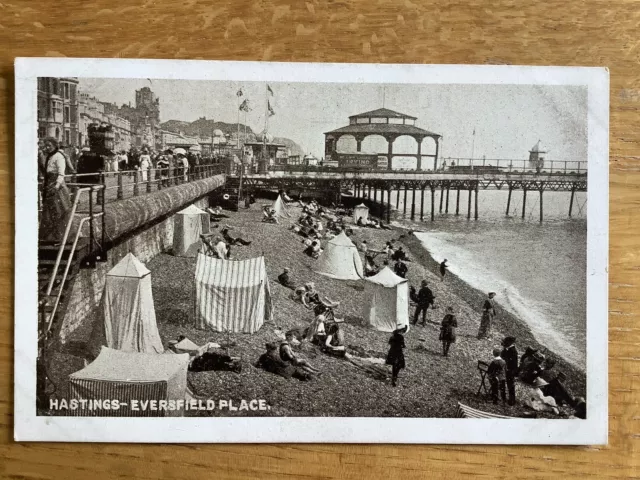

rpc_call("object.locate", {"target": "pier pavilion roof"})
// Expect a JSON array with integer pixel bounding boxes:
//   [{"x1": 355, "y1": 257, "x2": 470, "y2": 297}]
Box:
[
  {"x1": 324, "y1": 123, "x2": 440, "y2": 138},
  {"x1": 348, "y1": 108, "x2": 417, "y2": 120}
]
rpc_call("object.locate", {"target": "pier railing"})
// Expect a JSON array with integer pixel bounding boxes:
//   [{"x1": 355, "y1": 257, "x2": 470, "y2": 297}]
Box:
[{"x1": 263, "y1": 158, "x2": 586, "y2": 176}]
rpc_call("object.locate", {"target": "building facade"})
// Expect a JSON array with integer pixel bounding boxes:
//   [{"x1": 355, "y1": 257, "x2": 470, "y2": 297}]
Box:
[
  {"x1": 104, "y1": 86, "x2": 161, "y2": 149},
  {"x1": 37, "y1": 77, "x2": 79, "y2": 147},
  {"x1": 77, "y1": 93, "x2": 133, "y2": 152}
]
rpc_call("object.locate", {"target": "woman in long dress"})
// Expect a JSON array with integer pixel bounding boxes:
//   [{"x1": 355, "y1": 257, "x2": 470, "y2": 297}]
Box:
[
  {"x1": 386, "y1": 325, "x2": 407, "y2": 387},
  {"x1": 39, "y1": 137, "x2": 72, "y2": 244},
  {"x1": 477, "y1": 292, "x2": 497, "y2": 339},
  {"x1": 440, "y1": 306, "x2": 458, "y2": 356}
]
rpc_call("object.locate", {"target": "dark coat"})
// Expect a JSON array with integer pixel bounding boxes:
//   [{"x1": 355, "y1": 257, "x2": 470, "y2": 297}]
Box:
[
  {"x1": 386, "y1": 332, "x2": 406, "y2": 369},
  {"x1": 417, "y1": 286, "x2": 435, "y2": 306},
  {"x1": 501, "y1": 346, "x2": 519, "y2": 375},
  {"x1": 440, "y1": 314, "x2": 457, "y2": 342}
]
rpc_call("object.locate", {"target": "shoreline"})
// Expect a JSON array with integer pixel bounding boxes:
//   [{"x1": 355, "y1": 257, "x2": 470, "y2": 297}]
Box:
[{"x1": 396, "y1": 228, "x2": 586, "y2": 397}]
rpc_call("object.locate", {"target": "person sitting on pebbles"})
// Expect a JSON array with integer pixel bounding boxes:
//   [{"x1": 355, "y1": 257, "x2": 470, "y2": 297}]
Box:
[
  {"x1": 280, "y1": 332, "x2": 321, "y2": 375},
  {"x1": 323, "y1": 319, "x2": 346, "y2": 358},
  {"x1": 278, "y1": 267, "x2": 296, "y2": 289}
]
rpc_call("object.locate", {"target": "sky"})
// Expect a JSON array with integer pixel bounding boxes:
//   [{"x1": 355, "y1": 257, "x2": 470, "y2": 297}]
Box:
[{"x1": 78, "y1": 78, "x2": 588, "y2": 162}]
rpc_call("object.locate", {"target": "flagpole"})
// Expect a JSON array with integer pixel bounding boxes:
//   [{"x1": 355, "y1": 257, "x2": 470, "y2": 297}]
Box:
[
  {"x1": 264, "y1": 84, "x2": 268, "y2": 133},
  {"x1": 471, "y1": 127, "x2": 476, "y2": 168},
  {"x1": 237, "y1": 91, "x2": 241, "y2": 149}
]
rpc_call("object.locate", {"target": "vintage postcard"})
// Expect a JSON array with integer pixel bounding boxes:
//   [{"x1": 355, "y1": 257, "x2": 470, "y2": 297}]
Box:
[{"x1": 14, "y1": 58, "x2": 608, "y2": 443}]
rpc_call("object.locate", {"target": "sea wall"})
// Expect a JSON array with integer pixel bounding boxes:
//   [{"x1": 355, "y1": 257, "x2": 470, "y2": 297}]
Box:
[{"x1": 59, "y1": 196, "x2": 210, "y2": 345}]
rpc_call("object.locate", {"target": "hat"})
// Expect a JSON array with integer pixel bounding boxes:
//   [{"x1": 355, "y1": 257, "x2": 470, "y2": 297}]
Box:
[
  {"x1": 421, "y1": 280, "x2": 428, "y2": 286},
  {"x1": 532, "y1": 377, "x2": 549, "y2": 388},
  {"x1": 488, "y1": 291, "x2": 497, "y2": 297},
  {"x1": 502, "y1": 336, "x2": 516, "y2": 347},
  {"x1": 283, "y1": 267, "x2": 290, "y2": 272},
  {"x1": 532, "y1": 351, "x2": 546, "y2": 363}
]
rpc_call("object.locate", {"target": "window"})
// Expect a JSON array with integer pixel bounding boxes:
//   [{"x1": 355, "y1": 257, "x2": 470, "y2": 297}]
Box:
[
  {"x1": 356, "y1": 117, "x2": 369, "y2": 124},
  {"x1": 65, "y1": 130, "x2": 70, "y2": 146},
  {"x1": 405, "y1": 119, "x2": 415, "y2": 126},
  {"x1": 389, "y1": 118, "x2": 404, "y2": 124},
  {"x1": 371, "y1": 117, "x2": 387, "y2": 124},
  {"x1": 64, "y1": 106, "x2": 70, "y2": 124},
  {"x1": 38, "y1": 127, "x2": 46, "y2": 138},
  {"x1": 63, "y1": 83, "x2": 69, "y2": 99}
]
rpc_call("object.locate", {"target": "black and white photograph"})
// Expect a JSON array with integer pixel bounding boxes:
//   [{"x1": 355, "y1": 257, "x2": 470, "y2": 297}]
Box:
[{"x1": 14, "y1": 59, "x2": 608, "y2": 443}]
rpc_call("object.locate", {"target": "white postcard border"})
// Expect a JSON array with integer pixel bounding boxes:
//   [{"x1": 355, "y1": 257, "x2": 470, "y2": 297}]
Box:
[{"x1": 14, "y1": 58, "x2": 608, "y2": 444}]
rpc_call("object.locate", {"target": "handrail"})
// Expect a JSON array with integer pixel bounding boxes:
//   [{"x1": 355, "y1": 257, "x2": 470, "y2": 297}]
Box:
[
  {"x1": 45, "y1": 187, "x2": 85, "y2": 296},
  {"x1": 43, "y1": 214, "x2": 101, "y2": 337}
]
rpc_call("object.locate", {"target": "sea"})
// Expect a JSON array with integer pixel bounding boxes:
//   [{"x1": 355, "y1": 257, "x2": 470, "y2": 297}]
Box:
[{"x1": 387, "y1": 188, "x2": 587, "y2": 372}]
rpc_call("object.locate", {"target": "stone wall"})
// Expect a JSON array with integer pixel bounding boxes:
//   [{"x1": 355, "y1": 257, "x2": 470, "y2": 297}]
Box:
[{"x1": 59, "y1": 197, "x2": 209, "y2": 345}]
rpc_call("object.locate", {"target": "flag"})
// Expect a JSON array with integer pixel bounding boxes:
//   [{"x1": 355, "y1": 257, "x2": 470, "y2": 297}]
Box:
[
  {"x1": 236, "y1": 88, "x2": 243, "y2": 97},
  {"x1": 268, "y1": 101, "x2": 275, "y2": 117},
  {"x1": 267, "y1": 84, "x2": 274, "y2": 96},
  {"x1": 239, "y1": 99, "x2": 251, "y2": 112}
]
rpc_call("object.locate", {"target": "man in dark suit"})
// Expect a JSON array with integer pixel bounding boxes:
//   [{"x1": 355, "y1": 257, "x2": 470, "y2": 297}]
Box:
[
  {"x1": 412, "y1": 280, "x2": 435, "y2": 326},
  {"x1": 501, "y1": 336, "x2": 519, "y2": 406}
]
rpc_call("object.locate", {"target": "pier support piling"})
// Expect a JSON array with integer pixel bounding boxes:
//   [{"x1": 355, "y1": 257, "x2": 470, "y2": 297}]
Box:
[
  {"x1": 522, "y1": 189, "x2": 527, "y2": 219},
  {"x1": 430, "y1": 187, "x2": 435, "y2": 222},
  {"x1": 439, "y1": 185, "x2": 444, "y2": 213},
  {"x1": 474, "y1": 185, "x2": 479, "y2": 220},
  {"x1": 456, "y1": 188, "x2": 460, "y2": 215},
  {"x1": 387, "y1": 190, "x2": 391, "y2": 223},
  {"x1": 420, "y1": 188, "x2": 425, "y2": 221},
  {"x1": 539, "y1": 189, "x2": 544, "y2": 223},
  {"x1": 403, "y1": 187, "x2": 408, "y2": 215},
  {"x1": 569, "y1": 186, "x2": 575, "y2": 217},
  {"x1": 411, "y1": 188, "x2": 416, "y2": 220},
  {"x1": 467, "y1": 187, "x2": 472, "y2": 219},
  {"x1": 396, "y1": 189, "x2": 400, "y2": 209},
  {"x1": 445, "y1": 185, "x2": 450, "y2": 214},
  {"x1": 506, "y1": 187, "x2": 512, "y2": 216}
]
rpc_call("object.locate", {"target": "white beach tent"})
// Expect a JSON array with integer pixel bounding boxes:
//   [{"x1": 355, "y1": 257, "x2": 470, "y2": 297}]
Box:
[
  {"x1": 315, "y1": 231, "x2": 364, "y2": 281},
  {"x1": 353, "y1": 203, "x2": 370, "y2": 223},
  {"x1": 272, "y1": 195, "x2": 291, "y2": 218},
  {"x1": 173, "y1": 204, "x2": 210, "y2": 257},
  {"x1": 194, "y1": 253, "x2": 272, "y2": 333},
  {"x1": 102, "y1": 252, "x2": 164, "y2": 354},
  {"x1": 363, "y1": 267, "x2": 410, "y2": 332},
  {"x1": 69, "y1": 347, "x2": 189, "y2": 417}
]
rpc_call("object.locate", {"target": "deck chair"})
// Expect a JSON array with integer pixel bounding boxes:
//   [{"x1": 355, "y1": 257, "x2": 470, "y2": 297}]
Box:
[
  {"x1": 199, "y1": 233, "x2": 218, "y2": 257},
  {"x1": 477, "y1": 360, "x2": 490, "y2": 395},
  {"x1": 455, "y1": 402, "x2": 514, "y2": 419}
]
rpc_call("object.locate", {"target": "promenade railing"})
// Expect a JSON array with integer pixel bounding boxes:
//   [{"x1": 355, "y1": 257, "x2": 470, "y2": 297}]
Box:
[{"x1": 57, "y1": 163, "x2": 226, "y2": 206}]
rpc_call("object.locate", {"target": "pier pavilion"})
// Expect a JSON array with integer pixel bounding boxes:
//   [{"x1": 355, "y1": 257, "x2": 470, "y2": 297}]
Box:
[{"x1": 324, "y1": 108, "x2": 442, "y2": 170}]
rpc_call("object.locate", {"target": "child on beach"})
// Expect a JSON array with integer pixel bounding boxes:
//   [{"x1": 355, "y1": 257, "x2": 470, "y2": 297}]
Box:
[
  {"x1": 487, "y1": 347, "x2": 507, "y2": 404},
  {"x1": 439, "y1": 307, "x2": 457, "y2": 356}
]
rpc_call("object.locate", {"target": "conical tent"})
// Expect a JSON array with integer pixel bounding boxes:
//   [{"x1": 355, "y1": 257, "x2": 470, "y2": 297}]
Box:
[
  {"x1": 194, "y1": 253, "x2": 272, "y2": 333},
  {"x1": 173, "y1": 204, "x2": 210, "y2": 257},
  {"x1": 272, "y1": 195, "x2": 291, "y2": 218},
  {"x1": 69, "y1": 347, "x2": 189, "y2": 417},
  {"x1": 363, "y1": 267, "x2": 409, "y2": 332},
  {"x1": 315, "y1": 231, "x2": 364, "y2": 281},
  {"x1": 103, "y1": 253, "x2": 164, "y2": 353},
  {"x1": 353, "y1": 203, "x2": 370, "y2": 223}
]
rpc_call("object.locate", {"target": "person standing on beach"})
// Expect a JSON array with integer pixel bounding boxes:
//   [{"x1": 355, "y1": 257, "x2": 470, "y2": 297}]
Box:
[
  {"x1": 501, "y1": 336, "x2": 519, "y2": 406},
  {"x1": 386, "y1": 325, "x2": 407, "y2": 387},
  {"x1": 439, "y1": 259, "x2": 448, "y2": 282},
  {"x1": 413, "y1": 280, "x2": 435, "y2": 326},
  {"x1": 477, "y1": 292, "x2": 497, "y2": 339},
  {"x1": 487, "y1": 347, "x2": 507, "y2": 404},
  {"x1": 440, "y1": 306, "x2": 457, "y2": 356}
]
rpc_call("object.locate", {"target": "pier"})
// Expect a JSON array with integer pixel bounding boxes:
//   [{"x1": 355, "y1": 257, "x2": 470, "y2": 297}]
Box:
[{"x1": 237, "y1": 162, "x2": 587, "y2": 223}]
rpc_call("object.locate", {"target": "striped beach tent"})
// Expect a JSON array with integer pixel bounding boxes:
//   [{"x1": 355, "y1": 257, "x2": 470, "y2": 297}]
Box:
[
  {"x1": 194, "y1": 253, "x2": 272, "y2": 333},
  {"x1": 455, "y1": 402, "x2": 515, "y2": 419},
  {"x1": 69, "y1": 347, "x2": 190, "y2": 417},
  {"x1": 363, "y1": 267, "x2": 409, "y2": 332}
]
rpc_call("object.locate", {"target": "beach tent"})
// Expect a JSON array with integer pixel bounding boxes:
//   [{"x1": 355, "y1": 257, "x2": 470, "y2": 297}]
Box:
[
  {"x1": 272, "y1": 195, "x2": 291, "y2": 218},
  {"x1": 353, "y1": 203, "x2": 370, "y2": 223},
  {"x1": 173, "y1": 204, "x2": 210, "y2": 257},
  {"x1": 363, "y1": 267, "x2": 409, "y2": 332},
  {"x1": 194, "y1": 253, "x2": 272, "y2": 333},
  {"x1": 315, "y1": 231, "x2": 364, "y2": 281},
  {"x1": 102, "y1": 252, "x2": 164, "y2": 354},
  {"x1": 69, "y1": 347, "x2": 189, "y2": 417}
]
